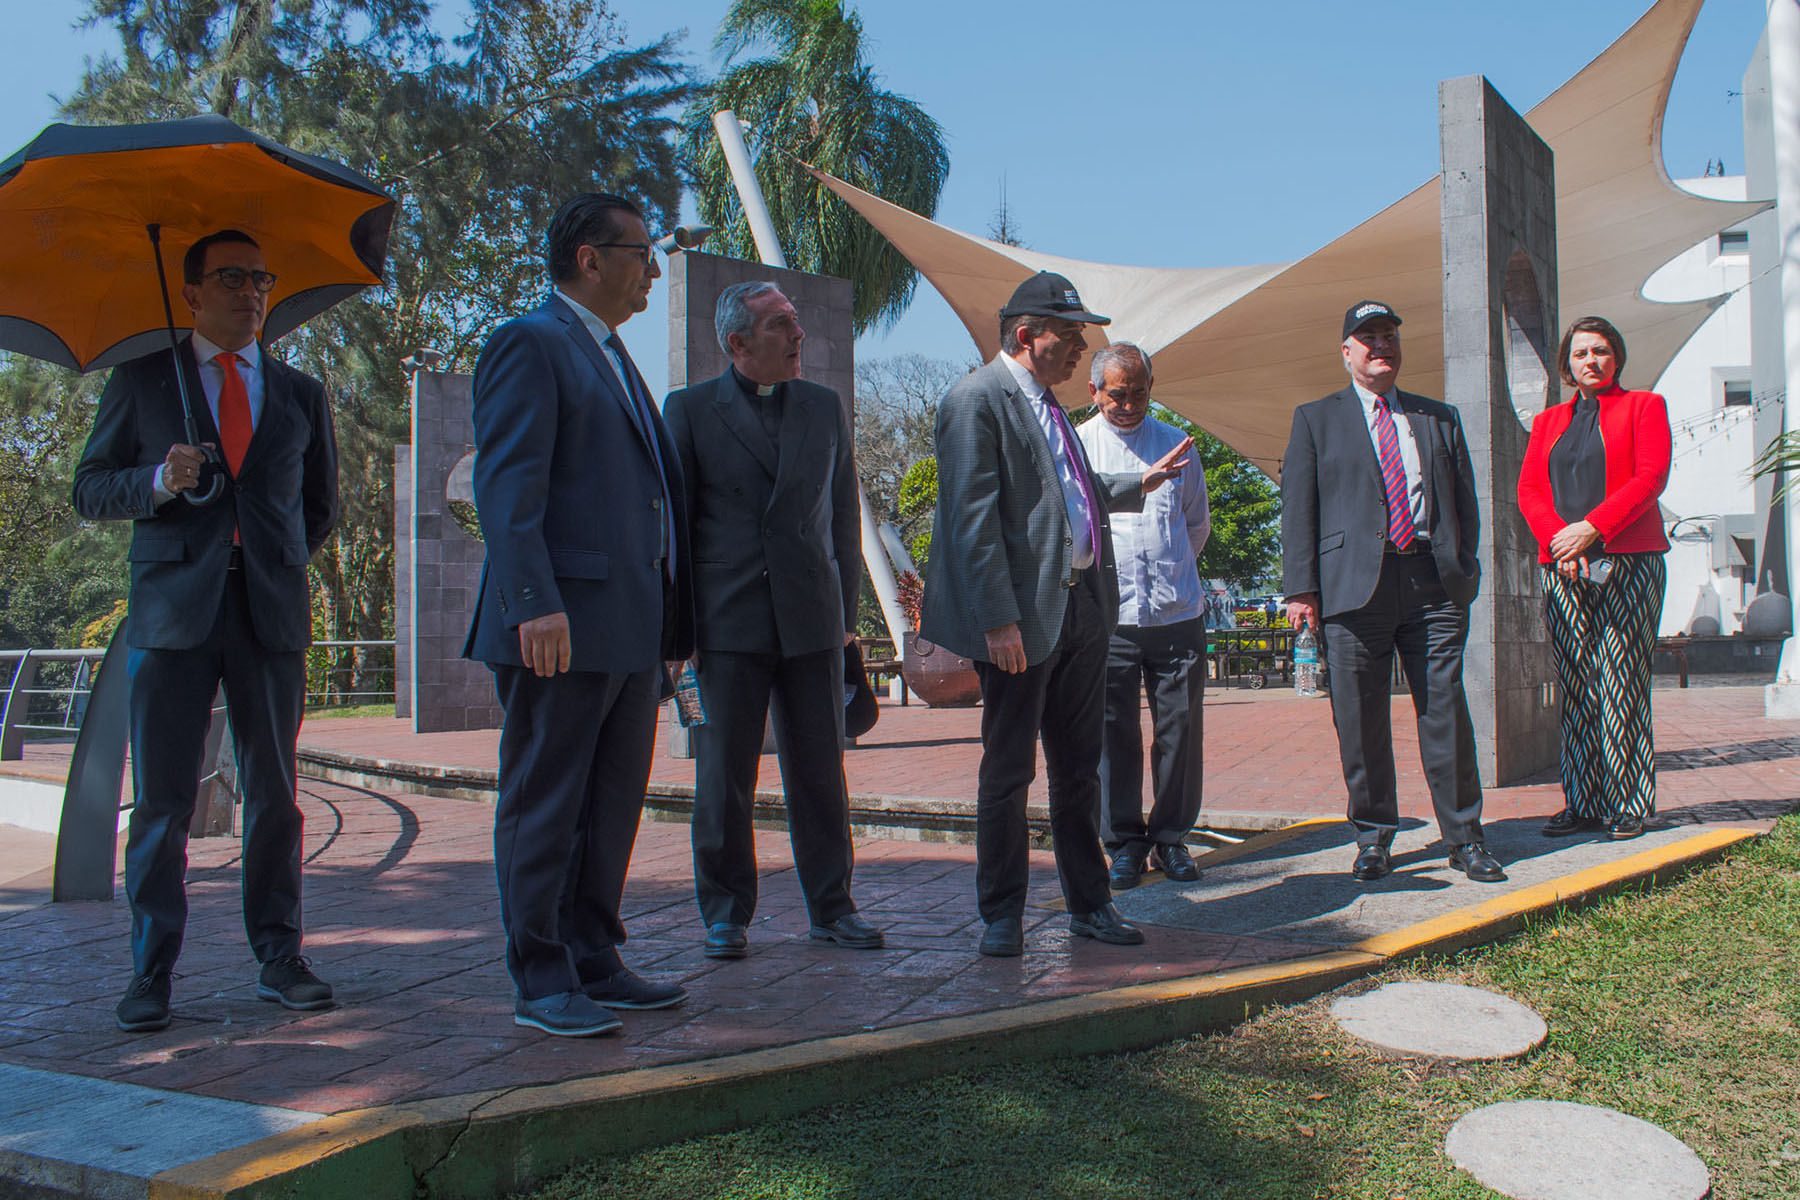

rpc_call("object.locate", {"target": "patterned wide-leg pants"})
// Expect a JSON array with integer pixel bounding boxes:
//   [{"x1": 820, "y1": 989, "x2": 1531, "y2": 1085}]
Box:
[{"x1": 1543, "y1": 553, "x2": 1666, "y2": 822}]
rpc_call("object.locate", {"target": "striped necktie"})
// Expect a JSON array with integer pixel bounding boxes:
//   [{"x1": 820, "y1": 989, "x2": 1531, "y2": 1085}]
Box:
[{"x1": 1372, "y1": 396, "x2": 1413, "y2": 546}]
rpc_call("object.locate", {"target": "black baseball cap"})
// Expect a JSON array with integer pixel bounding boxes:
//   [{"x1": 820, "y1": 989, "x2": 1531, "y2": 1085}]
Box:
[
  {"x1": 1343, "y1": 299, "x2": 1402, "y2": 340},
  {"x1": 1001, "y1": 271, "x2": 1111, "y2": 325}
]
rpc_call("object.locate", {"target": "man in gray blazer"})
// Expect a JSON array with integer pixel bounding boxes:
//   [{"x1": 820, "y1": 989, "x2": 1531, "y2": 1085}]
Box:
[
  {"x1": 1281, "y1": 300, "x2": 1503, "y2": 884},
  {"x1": 663, "y1": 282, "x2": 882, "y2": 960},
  {"x1": 922, "y1": 272, "x2": 1186, "y2": 957}
]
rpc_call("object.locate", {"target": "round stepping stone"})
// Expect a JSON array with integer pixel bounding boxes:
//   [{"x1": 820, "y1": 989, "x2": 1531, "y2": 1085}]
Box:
[
  {"x1": 1329, "y1": 981, "x2": 1546, "y2": 1060},
  {"x1": 1447, "y1": 1100, "x2": 1710, "y2": 1200}
]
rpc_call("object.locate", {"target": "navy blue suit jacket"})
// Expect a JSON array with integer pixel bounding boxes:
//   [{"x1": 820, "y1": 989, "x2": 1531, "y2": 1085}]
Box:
[
  {"x1": 464, "y1": 295, "x2": 695, "y2": 672},
  {"x1": 71, "y1": 341, "x2": 339, "y2": 652}
]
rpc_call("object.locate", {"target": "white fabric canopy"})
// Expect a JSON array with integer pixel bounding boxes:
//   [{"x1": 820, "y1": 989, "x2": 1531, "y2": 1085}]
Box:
[{"x1": 811, "y1": 0, "x2": 1767, "y2": 477}]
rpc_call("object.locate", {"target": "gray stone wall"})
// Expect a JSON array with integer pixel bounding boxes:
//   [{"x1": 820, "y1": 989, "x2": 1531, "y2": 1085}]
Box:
[
  {"x1": 405, "y1": 371, "x2": 502, "y2": 733},
  {"x1": 394, "y1": 448, "x2": 412, "y2": 720},
  {"x1": 1439, "y1": 74, "x2": 1561, "y2": 785},
  {"x1": 667, "y1": 251, "x2": 855, "y2": 405}
]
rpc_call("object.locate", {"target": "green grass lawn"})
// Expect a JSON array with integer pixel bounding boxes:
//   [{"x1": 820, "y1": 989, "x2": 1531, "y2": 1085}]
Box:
[
  {"x1": 302, "y1": 702, "x2": 396, "y2": 719},
  {"x1": 522, "y1": 815, "x2": 1800, "y2": 1200}
]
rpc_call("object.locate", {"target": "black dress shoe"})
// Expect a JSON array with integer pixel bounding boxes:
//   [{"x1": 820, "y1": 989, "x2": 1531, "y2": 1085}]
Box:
[
  {"x1": 1108, "y1": 845, "x2": 1147, "y2": 890},
  {"x1": 1351, "y1": 843, "x2": 1391, "y2": 881},
  {"x1": 1449, "y1": 842, "x2": 1507, "y2": 882},
  {"x1": 514, "y1": 991, "x2": 622, "y2": 1037},
  {"x1": 116, "y1": 969, "x2": 172, "y2": 1032},
  {"x1": 809, "y1": 912, "x2": 885, "y2": 949},
  {"x1": 1069, "y1": 903, "x2": 1145, "y2": 945},
  {"x1": 1151, "y1": 842, "x2": 1200, "y2": 883},
  {"x1": 978, "y1": 916, "x2": 1023, "y2": 957},
  {"x1": 1607, "y1": 816, "x2": 1647, "y2": 841},
  {"x1": 703, "y1": 923, "x2": 748, "y2": 959},
  {"x1": 1542, "y1": 808, "x2": 1603, "y2": 837},
  {"x1": 584, "y1": 966, "x2": 687, "y2": 1010},
  {"x1": 257, "y1": 955, "x2": 335, "y2": 1011}
]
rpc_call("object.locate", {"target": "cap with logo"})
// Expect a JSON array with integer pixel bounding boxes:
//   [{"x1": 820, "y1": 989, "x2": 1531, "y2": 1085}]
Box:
[
  {"x1": 1000, "y1": 271, "x2": 1111, "y2": 325},
  {"x1": 1342, "y1": 299, "x2": 1402, "y2": 340}
]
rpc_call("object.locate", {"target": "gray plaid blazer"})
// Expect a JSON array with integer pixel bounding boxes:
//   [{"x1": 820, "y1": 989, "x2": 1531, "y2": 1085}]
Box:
[{"x1": 920, "y1": 356, "x2": 1142, "y2": 667}]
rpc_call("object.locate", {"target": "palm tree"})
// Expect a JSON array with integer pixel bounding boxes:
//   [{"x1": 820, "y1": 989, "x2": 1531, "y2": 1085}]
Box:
[{"x1": 680, "y1": 0, "x2": 949, "y2": 335}]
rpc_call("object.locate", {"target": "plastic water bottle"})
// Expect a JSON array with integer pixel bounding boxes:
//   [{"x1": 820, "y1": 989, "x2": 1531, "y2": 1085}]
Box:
[
  {"x1": 1294, "y1": 625, "x2": 1320, "y2": 697},
  {"x1": 673, "y1": 661, "x2": 707, "y2": 726}
]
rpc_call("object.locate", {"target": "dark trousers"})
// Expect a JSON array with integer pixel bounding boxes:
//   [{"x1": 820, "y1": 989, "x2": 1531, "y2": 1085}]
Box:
[
  {"x1": 125, "y1": 569, "x2": 306, "y2": 974},
  {"x1": 972, "y1": 574, "x2": 1112, "y2": 922},
  {"x1": 492, "y1": 664, "x2": 658, "y2": 1001},
  {"x1": 1323, "y1": 551, "x2": 1483, "y2": 848},
  {"x1": 1101, "y1": 617, "x2": 1205, "y2": 852},
  {"x1": 690, "y1": 646, "x2": 855, "y2": 927}
]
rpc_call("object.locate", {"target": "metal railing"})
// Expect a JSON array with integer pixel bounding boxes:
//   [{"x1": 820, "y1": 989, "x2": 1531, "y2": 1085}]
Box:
[
  {"x1": 2, "y1": 639, "x2": 396, "y2": 759},
  {"x1": 306, "y1": 639, "x2": 397, "y2": 710},
  {"x1": 1, "y1": 649, "x2": 106, "y2": 759}
]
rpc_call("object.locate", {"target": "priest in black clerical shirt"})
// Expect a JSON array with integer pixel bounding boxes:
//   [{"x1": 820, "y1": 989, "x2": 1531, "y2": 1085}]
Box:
[{"x1": 661, "y1": 281, "x2": 883, "y2": 962}]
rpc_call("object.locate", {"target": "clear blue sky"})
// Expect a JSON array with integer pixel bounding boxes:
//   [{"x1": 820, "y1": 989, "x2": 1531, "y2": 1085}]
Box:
[{"x1": 1, "y1": 1, "x2": 1772, "y2": 401}]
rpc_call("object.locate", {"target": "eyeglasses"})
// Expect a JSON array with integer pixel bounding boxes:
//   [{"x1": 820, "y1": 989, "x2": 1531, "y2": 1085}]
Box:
[
  {"x1": 588, "y1": 242, "x2": 657, "y2": 265},
  {"x1": 201, "y1": 267, "x2": 278, "y2": 293}
]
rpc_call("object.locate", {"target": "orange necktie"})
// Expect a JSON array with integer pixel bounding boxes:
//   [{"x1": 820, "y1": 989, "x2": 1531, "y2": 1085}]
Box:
[{"x1": 215, "y1": 351, "x2": 252, "y2": 475}]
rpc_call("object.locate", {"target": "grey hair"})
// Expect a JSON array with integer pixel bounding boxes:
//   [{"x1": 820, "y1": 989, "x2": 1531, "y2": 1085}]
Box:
[
  {"x1": 999, "y1": 312, "x2": 1055, "y2": 355},
  {"x1": 715, "y1": 281, "x2": 784, "y2": 356},
  {"x1": 1090, "y1": 342, "x2": 1152, "y2": 387}
]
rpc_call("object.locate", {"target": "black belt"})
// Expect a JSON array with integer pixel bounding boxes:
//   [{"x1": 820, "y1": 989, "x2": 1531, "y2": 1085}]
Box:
[
  {"x1": 1385, "y1": 538, "x2": 1427, "y2": 556},
  {"x1": 1062, "y1": 564, "x2": 1094, "y2": 588},
  {"x1": 226, "y1": 545, "x2": 244, "y2": 571}
]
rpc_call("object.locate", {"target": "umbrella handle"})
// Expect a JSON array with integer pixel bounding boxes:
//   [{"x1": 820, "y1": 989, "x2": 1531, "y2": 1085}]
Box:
[{"x1": 183, "y1": 444, "x2": 227, "y2": 507}]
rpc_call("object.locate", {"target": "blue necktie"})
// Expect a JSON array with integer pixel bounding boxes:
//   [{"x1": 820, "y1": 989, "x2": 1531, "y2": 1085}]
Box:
[{"x1": 604, "y1": 333, "x2": 676, "y2": 579}]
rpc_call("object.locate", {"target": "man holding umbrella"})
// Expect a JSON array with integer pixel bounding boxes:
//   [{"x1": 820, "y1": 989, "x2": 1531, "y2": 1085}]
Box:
[{"x1": 72, "y1": 229, "x2": 340, "y2": 1032}]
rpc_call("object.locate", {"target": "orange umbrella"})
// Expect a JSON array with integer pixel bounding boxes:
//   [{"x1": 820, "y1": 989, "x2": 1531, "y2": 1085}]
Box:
[
  {"x1": 0, "y1": 113, "x2": 393, "y2": 372},
  {"x1": 0, "y1": 113, "x2": 393, "y2": 503}
]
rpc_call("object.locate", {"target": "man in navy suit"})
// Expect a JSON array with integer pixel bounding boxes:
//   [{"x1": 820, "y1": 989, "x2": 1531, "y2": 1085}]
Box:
[
  {"x1": 1281, "y1": 301, "x2": 1502, "y2": 885},
  {"x1": 73, "y1": 229, "x2": 340, "y2": 1032},
  {"x1": 465, "y1": 193, "x2": 695, "y2": 1036}
]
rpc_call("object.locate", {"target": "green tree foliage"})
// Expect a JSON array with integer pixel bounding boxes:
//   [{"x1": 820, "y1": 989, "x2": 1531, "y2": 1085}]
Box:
[
  {"x1": 39, "y1": 0, "x2": 693, "y2": 651},
  {"x1": 1158, "y1": 409, "x2": 1282, "y2": 589},
  {"x1": 0, "y1": 357, "x2": 127, "y2": 646},
  {"x1": 680, "y1": 0, "x2": 949, "y2": 334}
]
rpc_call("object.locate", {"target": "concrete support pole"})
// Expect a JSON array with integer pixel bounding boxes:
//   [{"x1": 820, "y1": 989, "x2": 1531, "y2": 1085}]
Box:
[
  {"x1": 1439, "y1": 75, "x2": 1562, "y2": 784},
  {"x1": 1763, "y1": 1, "x2": 1800, "y2": 713},
  {"x1": 710, "y1": 109, "x2": 912, "y2": 657}
]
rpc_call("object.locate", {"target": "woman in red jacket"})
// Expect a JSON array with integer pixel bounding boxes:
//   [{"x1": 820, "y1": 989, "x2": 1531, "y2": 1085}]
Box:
[{"x1": 1517, "y1": 316, "x2": 1671, "y2": 840}]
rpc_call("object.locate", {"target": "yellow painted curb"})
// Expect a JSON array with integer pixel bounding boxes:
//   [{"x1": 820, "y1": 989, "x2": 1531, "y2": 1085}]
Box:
[{"x1": 1351, "y1": 826, "x2": 1760, "y2": 960}]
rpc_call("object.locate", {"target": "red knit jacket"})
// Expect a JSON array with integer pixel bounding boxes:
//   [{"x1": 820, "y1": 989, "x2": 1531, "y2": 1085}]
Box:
[{"x1": 1517, "y1": 384, "x2": 1671, "y2": 564}]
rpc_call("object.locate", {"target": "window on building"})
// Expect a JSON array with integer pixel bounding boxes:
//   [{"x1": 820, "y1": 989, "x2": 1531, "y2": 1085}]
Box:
[
  {"x1": 1723, "y1": 381, "x2": 1752, "y2": 407},
  {"x1": 1718, "y1": 229, "x2": 1750, "y2": 256}
]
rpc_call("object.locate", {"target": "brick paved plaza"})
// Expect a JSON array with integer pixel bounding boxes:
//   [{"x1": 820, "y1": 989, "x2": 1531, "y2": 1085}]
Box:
[{"x1": 0, "y1": 681, "x2": 1794, "y2": 1120}]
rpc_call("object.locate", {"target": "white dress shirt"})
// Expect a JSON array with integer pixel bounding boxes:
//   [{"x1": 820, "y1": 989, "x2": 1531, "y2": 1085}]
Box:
[
  {"x1": 153, "y1": 333, "x2": 265, "y2": 503},
  {"x1": 1076, "y1": 413, "x2": 1211, "y2": 627},
  {"x1": 999, "y1": 352, "x2": 1095, "y2": 569},
  {"x1": 1352, "y1": 379, "x2": 1427, "y2": 537}
]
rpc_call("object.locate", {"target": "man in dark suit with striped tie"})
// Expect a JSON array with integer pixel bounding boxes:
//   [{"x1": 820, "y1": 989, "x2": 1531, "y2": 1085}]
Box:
[
  {"x1": 74, "y1": 229, "x2": 340, "y2": 1032},
  {"x1": 466, "y1": 193, "x2": 695, "y2": 1036},
  {"x1": 922, "y1": 272, "x2": 1187, "y2": 957},
  {"x1": 1280, "y1": 300, "x2": 1503, "y2": 884}
]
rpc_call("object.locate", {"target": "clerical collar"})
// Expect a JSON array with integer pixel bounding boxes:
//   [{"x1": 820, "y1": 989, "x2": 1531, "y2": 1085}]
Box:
[{"x1": 731, "y1": 366, "x2": 780, "y2": 398}]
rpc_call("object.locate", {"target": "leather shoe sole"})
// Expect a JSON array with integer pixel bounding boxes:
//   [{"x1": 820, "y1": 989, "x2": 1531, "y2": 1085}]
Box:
[
  {"x1": 978, "y1": 918, "x2": 1023, "y2": 957},
  {"x1": 808, "y1": 914, "x2": 885, "y2": 949},
  {"x1": 1069, "y1": 908, "x2": 1146, "y2": 946},
  {"x1": 1448, "y1": 845, "x2": 1507, "y2": 883},
  {"x1": 703, "y1": 924, "x2": 748, "y2": 960},
  {"x1": 1151, "y1": 844, "x2": 1200, "y2": 883},
  {"x1": 1351, "y1": 846, "x2": 1391, "y2": 881}
]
